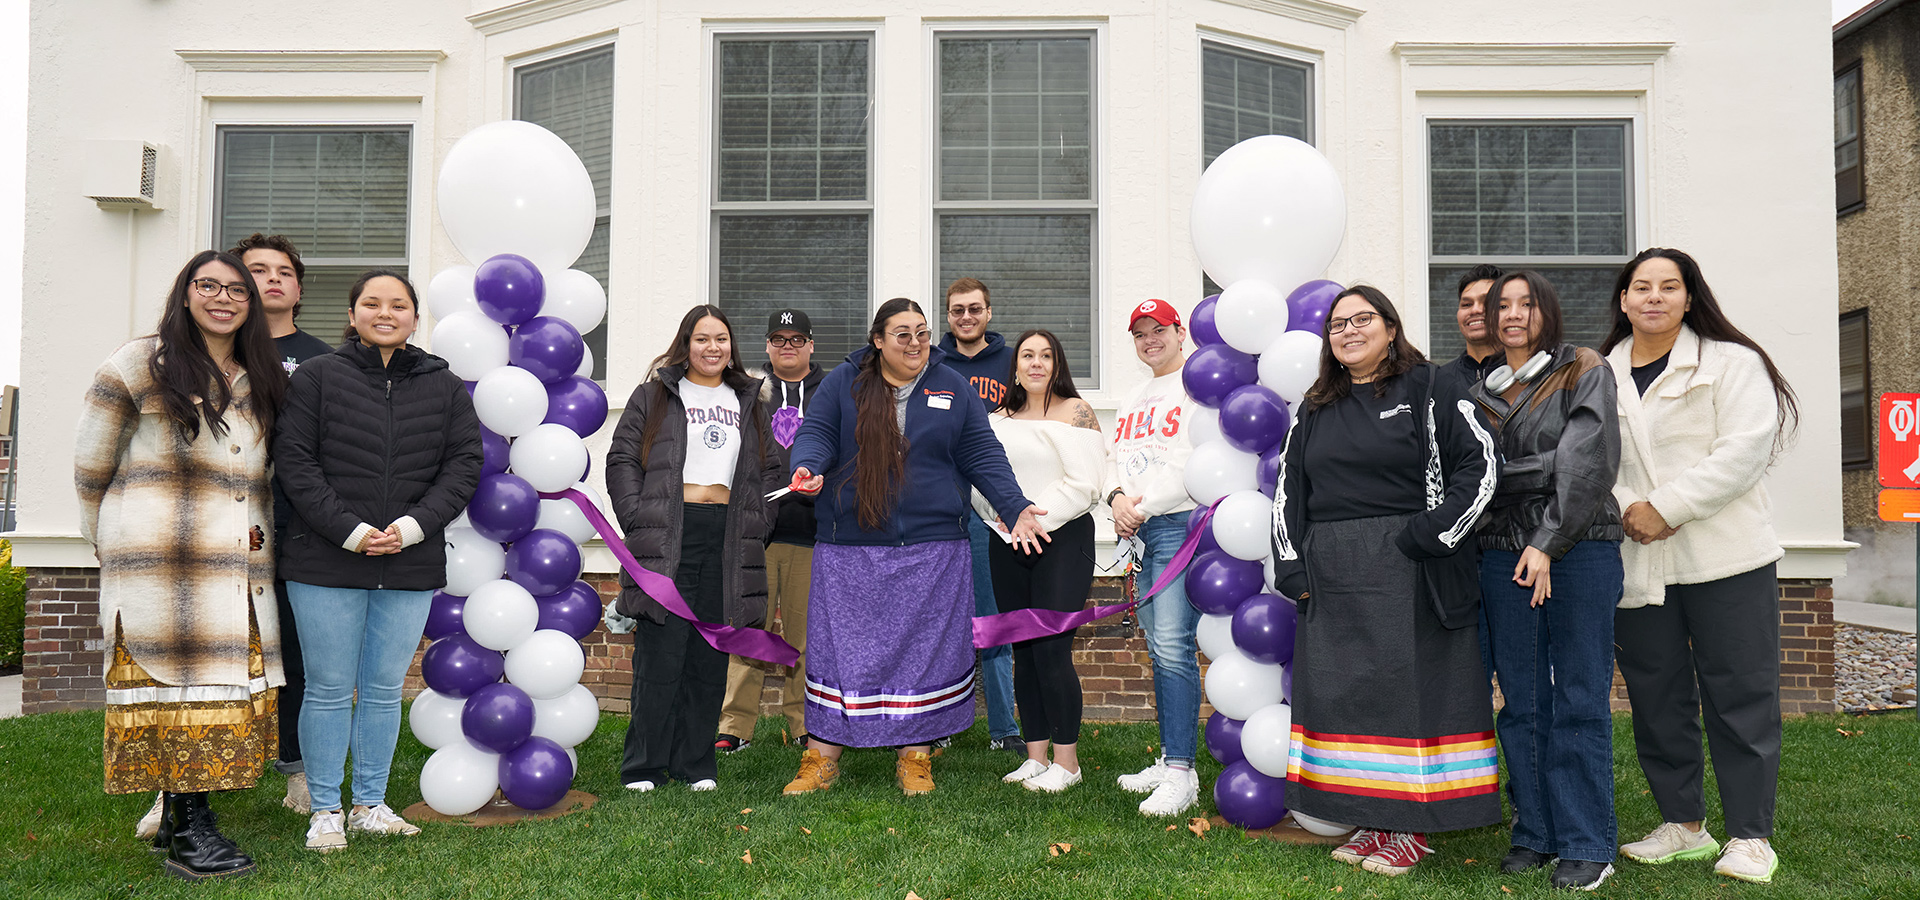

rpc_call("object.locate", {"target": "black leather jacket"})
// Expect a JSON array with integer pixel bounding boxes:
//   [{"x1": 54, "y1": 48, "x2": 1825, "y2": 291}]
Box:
[{"x1": 1469, "y1": 343, "x2": 1623, "y2": 559}]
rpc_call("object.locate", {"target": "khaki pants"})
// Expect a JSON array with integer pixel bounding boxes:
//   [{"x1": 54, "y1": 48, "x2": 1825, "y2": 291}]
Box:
[{"x1": 716, "y1": 541, "x2": 811, "y2": 740}]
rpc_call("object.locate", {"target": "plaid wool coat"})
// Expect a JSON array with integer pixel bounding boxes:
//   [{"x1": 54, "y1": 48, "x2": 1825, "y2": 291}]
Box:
[{"x1": 74, "y1": 337, "x2": 284, "y2": 690}]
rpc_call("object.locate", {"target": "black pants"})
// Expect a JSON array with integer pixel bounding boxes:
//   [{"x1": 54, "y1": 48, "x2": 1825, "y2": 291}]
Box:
[
  {"x1": 1615, "y1": 563, "x2": 1781, "y2": 838},
  {"x1": 273, "y1": 576, "x2": 303, "y2": 769},
  {"x1": 987, "y1": 514, "x2": 1095, "y2": 746},
  {"x1": 621, "y1": 503, "x2": 730, "y2": 784}
]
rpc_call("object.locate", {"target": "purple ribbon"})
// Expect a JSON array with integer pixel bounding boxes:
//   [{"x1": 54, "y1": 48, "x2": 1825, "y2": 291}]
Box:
[
  {"x1": 546, "y1": 488, "x2": 800, "y2": 667},
  {"x1": 972, "y1": 503, "x2": 1217, "y2": 649}
]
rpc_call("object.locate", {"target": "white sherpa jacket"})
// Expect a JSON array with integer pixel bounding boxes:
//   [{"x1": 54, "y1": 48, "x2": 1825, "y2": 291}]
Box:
[{"x1": 1608, "y1": 325, "x2": 1785, "y2": 608}]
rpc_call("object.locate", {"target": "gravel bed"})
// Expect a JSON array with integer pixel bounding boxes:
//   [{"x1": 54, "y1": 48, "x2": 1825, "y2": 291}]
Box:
[{"x1": 1836, "y1": 623, "x2": 1918, "y2": 712}]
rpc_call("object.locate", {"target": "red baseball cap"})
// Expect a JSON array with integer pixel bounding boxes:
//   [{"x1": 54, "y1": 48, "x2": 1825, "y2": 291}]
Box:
[{"x1": 1127, "y1": 299, "x2": 1181, "y2": 330}]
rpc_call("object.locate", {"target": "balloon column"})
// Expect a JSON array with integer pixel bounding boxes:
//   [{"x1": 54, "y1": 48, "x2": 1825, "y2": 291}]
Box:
[
  {"x1": 1183, "y1": 136, "x2": 1351, "y2": 834},
  {"x1": 412, "y1": 121, "x2": 610, "y2": 816}
]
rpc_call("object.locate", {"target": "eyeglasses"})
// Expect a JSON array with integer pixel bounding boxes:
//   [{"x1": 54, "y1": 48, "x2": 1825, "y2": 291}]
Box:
[
  {"x1": 191, "y1": 279, "x2": 251, "y2": 302},
  {"x1": 948, "y1": 304, "x2": 987, "y2": 318},
  {"x1": 1327, "y1": 311, "x2": 1378, "y2": 334},
  {"x1": 886, "y1": 329, "x2": 933, "y2": 345},
  {"x1": 767, "y1": 335, "x2": 811, "y2": 349}
]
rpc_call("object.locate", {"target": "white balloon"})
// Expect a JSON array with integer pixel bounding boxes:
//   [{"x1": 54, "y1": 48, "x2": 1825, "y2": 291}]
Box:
[
  {"x1": 408, "y1": 688, "x2": 467, "y2": 750},
  {"x1": 576, "y1": 344, "x2": 596, "y2": 379},
  {"x1": 1258, "y1": 331, "x2": 1326, "y2": 405},
  {"x1": 531, "y1": 683, "x2": 601, "y2": 748},
  {"x1": 509, "y1": 423, "x2": 590, "y2": 493},
  {"x1": 1292, "y1": 811, "x2": 1356, "y2": 837},
  {"x1": 437, "y1": 120, "x2": 597, "y2": 274},
  {"x1": 464, "y1": 579, "x2": 539, "y2": 651},
  {"x1": 1191, "y1": 135, "x2": 1347, "y2": 292},
  {"x1": 544, "y1": 269, "x2": 607, "y2": 335},
  {"x1": 451, "y1": 510, "x2": 472, "y2": 531},
  {"x1": 1203, "y1": 649, "x2": 1288, "y2": 720},
  {"x1": 1187, "y1": 403, "x2": 1223, "y2": 448},
  {"x1": 433, "y1": 310, "x2": 510, "y2": 382},
  {"x1": 427, "y1": 265, "x2": 479, "y2": 321},
  {"x1": 1196, "y1": 613, "x2": 1236, "y2": 662},
  {"x1": 565, "y1": 747, "x2": 579, "y2": 772},
  {"x1": 420, "y1": 741, "x2": 500, "y2": 816},
  {"x1": 444, "y1": 531, "x2": 506, "y2": 597},
  {"x1": 1212, "y1": 490, "x2": 1274, "y2": 562},
  {"x1": 505, "y1": 629, "x2": 588, "y2": 700},
  {"x1": 1217, "y1": 280, "x2": 1292, "y2": 355},
  {"x1": 537, "y1": 497, "x2": 598, "y2": 544},
  {"x1": 1241, "y1": 702, "x2": 1295, "y2": 778},
  {"x1": 1263, "y1": 554, "x2": 1279, "y2": 594},
  {"x1": 473, "y1": 366, "x2": 550, "y2": 437},
  {"x1": 1184, "y1": 439, "x2": 1259, "y2": 507}
]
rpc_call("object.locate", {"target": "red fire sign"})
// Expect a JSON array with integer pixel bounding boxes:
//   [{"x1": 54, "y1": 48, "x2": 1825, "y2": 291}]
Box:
[{"x1": 1879, "y1": 394, "x2": 1920, "y2": 488}]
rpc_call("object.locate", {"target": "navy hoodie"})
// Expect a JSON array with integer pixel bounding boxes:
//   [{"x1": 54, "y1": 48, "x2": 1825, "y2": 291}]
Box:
[
  {"x1": 790, "y1": 345, "x2": 1031, "y2": 546},
  {"x1": 936, "y1": 330, "x2": 1014, "y2": 412}
]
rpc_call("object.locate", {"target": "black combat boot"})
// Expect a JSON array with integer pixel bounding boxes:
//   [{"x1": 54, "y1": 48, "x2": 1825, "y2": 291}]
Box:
[{"x1": 162, "y1": 792, "x2": 256, "y2": 881}]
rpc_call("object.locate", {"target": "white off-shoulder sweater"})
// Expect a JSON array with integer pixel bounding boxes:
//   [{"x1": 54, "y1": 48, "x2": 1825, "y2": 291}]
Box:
[{"x1": 971, "y1": 416, "x2": 1110, "y2": 533}]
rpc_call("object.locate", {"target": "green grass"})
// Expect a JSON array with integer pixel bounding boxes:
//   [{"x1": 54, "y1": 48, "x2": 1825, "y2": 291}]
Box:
[{"x1": 0, "y1": 709, "x2": 1914, "y2": 899}]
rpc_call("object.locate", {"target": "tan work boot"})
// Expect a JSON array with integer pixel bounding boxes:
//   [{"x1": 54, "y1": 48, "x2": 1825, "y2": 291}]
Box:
[
  {"x1": 896, "y1": 751, "x2": 935, "y2": 796},
  {"x1": 783, "y1": 748, "x2": 840, "y2": 795}
]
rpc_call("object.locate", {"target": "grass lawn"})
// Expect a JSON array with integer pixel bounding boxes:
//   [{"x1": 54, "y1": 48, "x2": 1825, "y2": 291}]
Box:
[{"x1": 0, "y1": 708, "x2": 1913, "y2": 899}]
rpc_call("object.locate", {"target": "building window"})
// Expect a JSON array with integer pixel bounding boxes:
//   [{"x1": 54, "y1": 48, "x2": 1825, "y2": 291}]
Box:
[
  {"x1": 1835, "y1": 64, "x2": 1864, "y2": 214},
  {"x1": 1426, "y1": 120, "x2": 1632, "y2": 360},
  {"x1": 214, "y1": 126, "x2": 412, "y2": 344},
  {"x1": 1200, "y1": 40, "x2": 1312, "y2": 296},
  {"x1": 516, "y1": 45, "x2": 614, "y2": 380},
  {"x1": 712, "y1": 35, "x2": 872, "y2": 368},
  {"x1": 1840, "y1": 309, "x2": 1870, "y2": 468},
  {"x1": 936, "y1": 33, "x2": 1097, "y2": 385}
]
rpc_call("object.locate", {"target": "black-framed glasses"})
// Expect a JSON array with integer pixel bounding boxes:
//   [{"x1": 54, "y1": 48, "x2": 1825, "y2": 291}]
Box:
[
  {"x1": 767, "y1": 335, "x2": 811, "y2": 349},
  {"x1": 886, "y1": 329, "x2": 933, "y2": 345},
  {"x1": 191, "y1": 278, "x2": 251, "y2": 302},
  {"x1": 1327, "y1": 311, "x2": 1378, "y2": 334}
]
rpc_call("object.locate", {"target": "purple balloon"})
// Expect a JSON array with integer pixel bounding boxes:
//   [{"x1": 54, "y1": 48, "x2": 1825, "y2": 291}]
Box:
[
  {"x1": 1257, "y1": 443, "x2": 1283, "y2": 497},
  {"x1": 464, "y1": 380, "x2": 477, "y2": 397},
  {"x1": 1219, "y1": 385, "x2": 1292, "y2": 454},
  {"x1": 1205, "y1": 712, "x2": 1246, "y2": 766},
  {"x1": 1214, "y1": 759, "x2": 1289, "y2": 830},
  {"x1": 469, "y1": 473, "x2": 540, "y2": 543},
  {"x1": 499, "y1": 736, "x2": 574, "y2": 811},
  {"x1": 1181, "y1": 343, "x2": 1258, "y2": 409},
  {"x1": 480, "y1": 427, "x2": 510, "y2": 477},
  {"x1": 545, "y1": 375, "x2": 611, "y2": 439},
  {"x1": 462, "y1": 682, "x2": 536, "y2": 754},
  {"x1": 1185, "y1": 549, "x2": 1265, "y2": 616},
  {"x1": 1190, "y1": 294, "x2": 1223, "y2": 346},
  {"x1": 420, "y1": 635, "x2": 505, "y2": 699},
  {"x1": 1286, "y1": 280, "x2": 1342, "y2": 335},
  {"x1": 507, "y1": 528, "x2": 584, "y2": 597},
  {"x1": 424, "y1": 591, "x2": 467, "y2": 640},
  {"x1": 474, "y1": 254, "x2": 546, "y2": 326},
  {"x1": 508, "y1": 316, "x2": 586, "y2": 385},
  {"x1": 535, "y1": 581, "x2": 603, "y2": 641},
  {"x1": 1231, "y1": 593, "x2": 1298, "y2": 666}
]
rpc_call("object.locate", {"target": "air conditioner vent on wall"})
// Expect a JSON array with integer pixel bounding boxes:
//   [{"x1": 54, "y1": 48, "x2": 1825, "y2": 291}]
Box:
[{"x1": 84, "y1": 141, "x2": 163, "y2": 211}]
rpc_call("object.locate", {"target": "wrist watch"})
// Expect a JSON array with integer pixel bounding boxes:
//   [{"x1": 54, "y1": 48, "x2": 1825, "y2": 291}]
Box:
[{"x1": 1105, "y1": 487, "x2": 1125, "y2": 507}]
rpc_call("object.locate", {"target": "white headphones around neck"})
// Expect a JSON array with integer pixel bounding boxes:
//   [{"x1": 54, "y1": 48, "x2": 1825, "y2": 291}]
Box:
[{"x1": 1484, "y1": 351, "x2": 1553, "y2": 394}]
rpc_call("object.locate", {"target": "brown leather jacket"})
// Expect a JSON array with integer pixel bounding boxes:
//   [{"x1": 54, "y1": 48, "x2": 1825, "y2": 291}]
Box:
[{"x1": 1469, "y1": 344, "x2": 1623, "y2": 559}]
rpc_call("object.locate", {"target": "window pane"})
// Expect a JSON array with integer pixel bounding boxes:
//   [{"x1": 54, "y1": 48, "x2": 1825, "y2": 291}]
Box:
[
  {"x1": 1427, "y1": 122, "x2": 1629, "y2": 258},
  {"x1": 940, "y1": 37, "x2": 1093, "y2": 201},
  {"x1": 938, "y1": 214, "x2": 1095, "y2": 383},
  {"x1": 1201, "y1": 43, "x2": 1311, "y2": 168},
  {"x1": 716, "y1": 215, "x2": 870, "y2": 369},
  {"x1": 718, "y1": 38, "x2": 870, "y2": 203},
  {"x1": 1834, "y1": 69, "x2": 1860, "y2": 146},
  {"x1": 217, "y1": 128, "x2": 410, "y2": 259},
  {"x1": 517, "y1": 47, "x2": 615, "y2": 379},
  {"x1": 1425, "y1": 265, "x2": 1618, "y2": 361}
]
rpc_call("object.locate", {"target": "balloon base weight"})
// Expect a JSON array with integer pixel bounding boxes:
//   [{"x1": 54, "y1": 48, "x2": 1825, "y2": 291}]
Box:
[
  {"x1": 405, "y1": 790, "x2": 597, "y2": 827},
  {"x1": 1211, "y1": 814, "x2": 1353, "y2": 845}
]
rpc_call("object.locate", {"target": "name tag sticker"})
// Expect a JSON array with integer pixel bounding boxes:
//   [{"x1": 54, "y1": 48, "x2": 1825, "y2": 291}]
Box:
[{"x1": 927, "y1": 396, "x2": 952, "y2": 410}]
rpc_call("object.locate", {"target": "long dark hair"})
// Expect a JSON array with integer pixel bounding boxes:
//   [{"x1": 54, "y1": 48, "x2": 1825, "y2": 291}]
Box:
[
  {"x1": 147, "y1": 250, "x2": 287, "y2": 443},
  {"x1": 848, "y1": 298, "x2": 923, "y2": 531},
  {"x1": 639, "y1": 305, "x2": 759, "y2": 466},
  {"x1": 341, "y1": 268, "x2": 420, "y2": 343},
  {"x1": 1001, "y1": 329, "x2": 1082, "y2": 414},
  {"x1": 1301, "y1": 286, "x2": 1426, "y2": 410},
  {"x1": 1602, "y1": 247, "x2": 1799, "y2": 448},
  {"x1": 1488, "y1": 270, "x2": 1564, "y2": 355}
]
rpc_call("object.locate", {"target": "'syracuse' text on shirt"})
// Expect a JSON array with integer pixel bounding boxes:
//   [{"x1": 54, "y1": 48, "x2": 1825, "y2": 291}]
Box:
[{"x1": 680, "y1": 377, "x2": 742, "y2": 489}]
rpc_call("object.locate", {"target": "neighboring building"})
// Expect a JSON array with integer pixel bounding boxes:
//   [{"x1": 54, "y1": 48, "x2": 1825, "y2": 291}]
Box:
[
  {"x1": 1834, "y1": 0, "x2": 1920, "y2": 608},
  {"x1": 11, "y1": 1, "x2": 1848, "y2": 714}
]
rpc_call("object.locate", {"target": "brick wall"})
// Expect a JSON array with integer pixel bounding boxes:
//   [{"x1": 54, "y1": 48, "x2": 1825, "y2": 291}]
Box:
[
  {"x1": 20, "y1": 568, "x2": 107, "y2": 711},
  {"x1": 1775, "y1": 579, "x2": 1837, "y2": 715}
]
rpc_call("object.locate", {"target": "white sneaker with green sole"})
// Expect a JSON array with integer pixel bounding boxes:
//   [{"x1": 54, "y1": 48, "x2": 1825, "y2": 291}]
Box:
[{"x1": 1622, "y1": 822, "x2": 1720, "y2": 864}]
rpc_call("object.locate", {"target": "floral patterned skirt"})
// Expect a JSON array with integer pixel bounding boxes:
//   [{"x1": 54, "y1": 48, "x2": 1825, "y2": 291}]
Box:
[{"x1": 103, "y1": 605, "x2": 278, "y2": 794}]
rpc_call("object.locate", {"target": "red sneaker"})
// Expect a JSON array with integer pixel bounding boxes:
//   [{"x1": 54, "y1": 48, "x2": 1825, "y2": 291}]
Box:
[
  {"x1": 1330, "y1": 828, "x2": 1390, "y2": 865},
  {"x1": 1361, "y1": 832, "x2": 1433, "y2": 876}
]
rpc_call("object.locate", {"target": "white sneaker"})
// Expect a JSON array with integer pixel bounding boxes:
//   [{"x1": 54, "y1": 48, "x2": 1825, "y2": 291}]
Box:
[
  {"x1": 689, "y1": 779, "x2": 717, "y2": 792},
  {"x1": 348, "y1": 803, "x2": 421, "y2": 836},
  {"x1": 1003, "y1": 759, "x2": 1049, "y2": 783},
  {"x1": 1713, "y1": 837, "x2": 1779, "y2": 884},
  {"x1": 283, "y1": 772, "x2": 311, "y2": 815},
  {"x1": 306, "y1": 809, "x2": 347, "y2": 852},
  {"x1": 1117, "y1": 756, "x2": 1170, "y2": 794},
  {"x1": 1622, "y1": 822, "x2": 1720, "y2": 864},
  {"x1": 624, "y1": 780, "x2": 656, "y2": 792},
  {"x1": 1138, "y1": 766, "x2": 1200, "y2": 817},
  {"x1": 1022, "y1": 764, "x2": 1083, "y2": 794},
  {"x1": 135, "y1": 791, "x2": 164, "y2": 840}
]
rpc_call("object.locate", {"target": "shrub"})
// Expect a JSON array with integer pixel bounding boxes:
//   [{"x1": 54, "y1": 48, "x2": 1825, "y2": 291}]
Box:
[{"x1": 0, "y1": 540, "x2": 24, "y2": 669}]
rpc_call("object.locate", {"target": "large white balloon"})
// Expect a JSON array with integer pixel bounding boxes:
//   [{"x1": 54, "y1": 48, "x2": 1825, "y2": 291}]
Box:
[
  {"x1": 1212, "y1": 490, "x2": 1274, "y2": 562},
  {"x1": 505, "y1": 629, "x2": 588, "y2": 700},
  {"x1": 1187, "y1": 403, "x2": 1223, "y2": 448},
  {"x1": 427, "y1": 265, "x2": 479, "y2": 321},
  {"x1": 536, "y1": 497, "x2": 598, "y2": 544},
  {"x1": 1292, "y1": 812, "x2": 1356, "y2": 837},
  {"x1": 419, "y1": 741, "x2": 501, "y2": 816},
  {"x1": 1184, "y1": 439, "x2": 1260, "y2": 506},
  {"x1": 473, "y1": 366, "x2": 550, "y2": 437},
  {"x1": 509, "y1": 423, "x2": 589, "y2": 493},
  {"x1": 464, "y1": 579, "x2": 539, "y2": 651},
  {"x1": 1195, "y1": 613, "x2": 1237, "y2": 662},
  {"x1": 408, "y1": 688, "x2": 467, "y2": 750},
  {"x1": 1203, "y1": 649, "x2": 1289, "y2": 720},
  {"x1": 531, "y1": 683, "x2": 601, "y2": 748},
  {"x1": 576, "y1": 344, "x2": 596, "y2": 379},
  {"x1": 437, "y1": 121, "x2": 597, "y2": 274},
  {"x1": 1241, "y1": 702, "x2": 1295, "y2": 778},
  {"x1": 444, "y1": 529, "x2": 506, "y2": 597},
  {"x1": 1258, "y1": 330, "x2": 1326, "y2": 405},
  {"x1": 1191, "y1": 135, "x2": 1347, "y2": 292},
  {"x1": 544, "y1": 269, "x2": 608, "y2": 335},
  {"x1": 433, "y1": 310, "x2": 510, "y2": 382},
  {"x1": 1216, "y1": 280, "x2": 1292, "y2": 355}
]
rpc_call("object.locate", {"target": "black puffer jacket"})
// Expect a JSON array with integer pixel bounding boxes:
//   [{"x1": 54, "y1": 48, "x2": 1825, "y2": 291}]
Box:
[
  {"x1": 274, "y1": 338, "x2": 483, "y2": 590},
  {"x1": 606, "y1": 366, "x2": 784, "y2": 626},
  {"x1": 1469, "y1": 343, "x2": 1623, "y2": 558}
]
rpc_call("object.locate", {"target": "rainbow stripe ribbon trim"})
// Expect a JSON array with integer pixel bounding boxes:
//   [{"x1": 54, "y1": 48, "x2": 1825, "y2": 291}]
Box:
[{"x1": 1287, "y1": 726, "x2": 1499, "y2": 802}]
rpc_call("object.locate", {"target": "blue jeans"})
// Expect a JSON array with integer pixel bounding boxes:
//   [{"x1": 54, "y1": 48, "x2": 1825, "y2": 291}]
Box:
[
  {"x1": 1481, "y1": 541, "x2": 1623, "y2": 863},
  {"x1": 1136, "y1": 510, "x2": 1201, "y2": 765},
  {"x1": 968, "y1": 511, "x2": 1018, "y2": 740},
  {"x1": 287, "y1": 582, "x2": 434, "y2": 812}
]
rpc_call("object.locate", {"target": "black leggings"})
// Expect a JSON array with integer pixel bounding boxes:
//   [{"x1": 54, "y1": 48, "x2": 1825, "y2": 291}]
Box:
[{"x1": 987, "y1": 514, "x2": 1095, "y2": 746}]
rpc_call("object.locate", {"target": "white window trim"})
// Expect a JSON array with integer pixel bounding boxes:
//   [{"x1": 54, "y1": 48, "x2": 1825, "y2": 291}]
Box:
[{"x1": 1194, "y1": 29, "x2": 1324, "y2": 155}]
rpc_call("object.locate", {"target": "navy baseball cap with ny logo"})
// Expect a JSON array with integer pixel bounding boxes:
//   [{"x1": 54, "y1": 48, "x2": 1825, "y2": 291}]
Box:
[{"x1": 767, "y1": 309, "x2": 812, "y2": 337}]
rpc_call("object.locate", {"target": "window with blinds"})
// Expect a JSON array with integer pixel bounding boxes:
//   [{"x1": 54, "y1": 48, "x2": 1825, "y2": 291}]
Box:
[
  {"x1": 1426, "y1": 120, "x2": 1631, "y2": 360},
  {"x1": 713, "y1": 35, "x2": 872, "y2": 372},
  {"x1": 516, "y1": 45, "x2": 614, "y2": 380},
  {"x1": 936, "y1": 33, "x2": 1097, "y2": 386},
  {"x1": 1840, "y1": 309, "x2": 1870, "y2": 468},
  {"x1": 1835, "y1": 65, "x2": 1864, "y2": 213},
  {"x1": 1200, "y1": 41, "x2": 1312, "y2": 297},
  {"x1": 214, "y1": 126, "x2": 411, "y2": 345}
]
